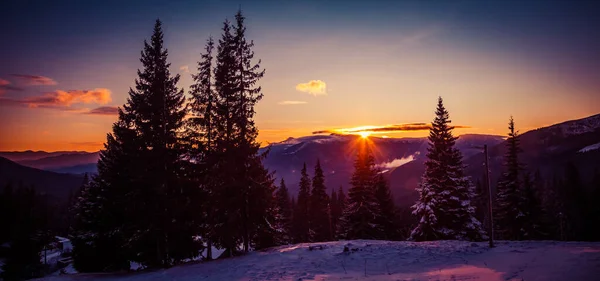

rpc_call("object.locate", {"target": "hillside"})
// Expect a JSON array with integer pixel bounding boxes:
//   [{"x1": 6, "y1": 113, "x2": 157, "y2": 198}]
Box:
[
  {"x1": 16, "y1": 152, "x2": 100, "y2": 170},
  {"x1": 0, "y1": 156, "x2": 84, "y2": 201},
  {"x1": 39, "y1": 240, "x2": 600, "y2": 281},
  {"x1": 465, "y1": 113, "x2": 600, "y2": 188},
  {"x1": 0, "y1": 151, "x2": 90, "y2": 162},
  {"x1": 260, "y1": 134, "x2": 504, "y2": 199}
]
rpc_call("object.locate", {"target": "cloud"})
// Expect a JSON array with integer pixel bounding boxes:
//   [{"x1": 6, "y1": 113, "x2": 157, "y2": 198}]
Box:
[
  {"x1": 0, "y1": 88, "x2": 112, "y2": 109},
  {"x1": 375, "y1": 154, "x2": 418, "y2": 170},
  {"x1": 295, "y1": 80, "x2": 327, "y2": 96},
  {"x1": 86, "y1": 106, "x2": 119, "y2": 115},
  {"x1": 0, "y1": 79, "x2": 24, "y2": 95},
  {"x1": 278, "y1": 100, "x2": 307, "y2": 105},
  {"x1": 10, "y1": 74, "x2": 57, "y2": 86},
  {"x1": 180, "y1": 65, "x2": 190, "y2": 73},
  {"x1": 312, "y1": 123, "x2": 470, "y2": 134},
  {"x1": 400, "y1": 27, "x2": 440, "y2": 46},
  {"x1": 26, "y1": 88, "x2": 112, "y2": 108}
]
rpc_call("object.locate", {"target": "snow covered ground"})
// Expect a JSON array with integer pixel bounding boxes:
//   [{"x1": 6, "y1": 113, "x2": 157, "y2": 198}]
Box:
[{"x1": 38, "y1": 240, "x2": 600, "y2": 281}]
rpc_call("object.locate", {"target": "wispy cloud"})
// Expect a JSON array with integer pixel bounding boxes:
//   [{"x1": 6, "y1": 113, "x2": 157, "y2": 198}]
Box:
[
  {"x1": 10, "y1": 74, "x2": 57, "y2": 86},
  {"x1": 278, "y1": 100, "x2": 307, "y2": 105},
  {"x1": 376, "y1": 154, "x2": 418, "y2": 170},
  {"x1": 86, "y1": 106, "x2": 119, "y2": 116},
  {"x1": 0, "y1": 78, "x2": 24, "y2": 95},
  {"x1": 400, "y1": 26, "x2": 440, "y2": 46},
  {"x1": 296, "y1": 80, "x2": 327, "y2": 96},
  {"x1": 0, "y1": 88, "x2": 112, "y2": 109},
  {"x1": 180, "y1": 65, "x2": 190, "y2": 73},
  {"x1": 312, "y1": 123, "x2": 470, "y2": 134}
]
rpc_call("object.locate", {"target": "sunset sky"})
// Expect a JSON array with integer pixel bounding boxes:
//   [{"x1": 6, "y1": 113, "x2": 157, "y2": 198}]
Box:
[{"x1": 1, "y1": 0, "x2": 599, "y2": 152}]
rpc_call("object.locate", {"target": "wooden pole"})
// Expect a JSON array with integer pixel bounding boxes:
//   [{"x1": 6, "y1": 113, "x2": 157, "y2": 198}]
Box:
[{"x1": 484, "y1": 145, "x2": 494, "y2": 248}]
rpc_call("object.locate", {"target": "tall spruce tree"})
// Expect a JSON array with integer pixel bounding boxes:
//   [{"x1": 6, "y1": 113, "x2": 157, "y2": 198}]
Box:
[
  {"x1": 210, "y1": 11, "x2": 275, "y2": 254},
  {"x1": 185, "y1": 36, "x2": 216, "y2": 260},
  {"x1": 410, "y1": 97, "x2": 484, "y2": 241},
  {"x1": 72, "y1": 114, "x2": 137, "y2": 272},
  {"x1": 293, "y1": 163, "x2": 311, "y2": 242},
  {"x1": 210, "y1": 18, "x2": 240, "y2": 256},
  {"x1": 72, "y1": 19, "x2": 194, "y2": 269},
  {"x1": 374, "y1": 173, "x2": 397, "y2": 240},
  {"x1": 127, "y1": 19, "x2": 192, "y2": 267},
  {"x1": 310, "y1": 159, "x2": 331, "y2": 241},
  {"x1": 495, "y1": 116, "x2": 527, "y2": 240},
  {"x1": 339, "y1": 141, "x2": 381, "y2": 239}
]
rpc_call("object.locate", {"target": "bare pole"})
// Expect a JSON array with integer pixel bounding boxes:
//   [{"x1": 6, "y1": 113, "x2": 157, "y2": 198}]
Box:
[{"x1": 484, "y1": 145, "x2": 494, "y2": 248}]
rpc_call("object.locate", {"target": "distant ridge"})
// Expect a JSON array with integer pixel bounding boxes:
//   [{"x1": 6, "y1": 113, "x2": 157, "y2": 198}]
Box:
[{"x1": 0, "y1": 156, "x2": 84, "y2": 201}]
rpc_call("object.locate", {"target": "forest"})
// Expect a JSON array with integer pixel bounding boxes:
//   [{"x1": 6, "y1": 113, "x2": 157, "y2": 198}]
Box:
[{"x1": 1, "y1": 10, "x2": 599, "y2": 281}]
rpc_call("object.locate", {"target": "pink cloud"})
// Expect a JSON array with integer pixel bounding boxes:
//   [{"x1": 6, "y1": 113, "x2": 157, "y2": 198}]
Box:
[
  {"x1": 86, "y1": 106, "x2": 119, "y2": 115},
  {"x1": 10, "y1": 74, "x2": 58, "y2": 86},
  {"x1": 0, "y1": 88, "x2": 112, "y2": 110}
]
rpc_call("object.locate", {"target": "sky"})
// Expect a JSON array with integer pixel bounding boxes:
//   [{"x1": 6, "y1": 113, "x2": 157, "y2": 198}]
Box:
[{"x1": 1, "y1": 0, "x2": 599, "y2": 152}]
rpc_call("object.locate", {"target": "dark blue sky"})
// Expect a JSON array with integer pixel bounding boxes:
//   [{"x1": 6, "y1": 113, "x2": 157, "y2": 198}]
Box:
[{"x1": 1, "y1": 0, "x2": 600, "y2": 151}]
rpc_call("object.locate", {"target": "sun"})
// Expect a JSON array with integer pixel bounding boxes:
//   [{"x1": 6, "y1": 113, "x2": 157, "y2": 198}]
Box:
[{"x1": 358, "y1": 131, "x2": 371, "y2": 138}]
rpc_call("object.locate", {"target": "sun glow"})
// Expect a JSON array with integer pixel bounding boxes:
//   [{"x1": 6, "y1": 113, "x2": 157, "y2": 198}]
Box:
[{"x1": 358, "y1": 131, "x2": 371, "y2": 138}]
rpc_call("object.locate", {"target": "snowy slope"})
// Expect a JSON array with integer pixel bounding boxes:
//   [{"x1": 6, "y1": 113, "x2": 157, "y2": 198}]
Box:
[
  {"x1": 579, "y1": 142, "x2": 600, "y2": 153},
  {"x1": 39, "y1": 240, "x2": 600, "y2": 281}
]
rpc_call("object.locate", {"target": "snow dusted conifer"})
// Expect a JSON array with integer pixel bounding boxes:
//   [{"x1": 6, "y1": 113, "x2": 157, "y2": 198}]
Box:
[
  {"x1": 495, "y1": 116, "x2": 527, "y2": 240},
  {"x1": 339, "y1": 140, "x2": 382, "y2": 239},
  {"x1": 410, "y1": 97, "x2": 484, "y2": 241}
]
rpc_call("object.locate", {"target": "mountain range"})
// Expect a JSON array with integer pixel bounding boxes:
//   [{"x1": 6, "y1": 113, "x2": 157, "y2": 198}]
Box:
[{"x1": 1, "y1": 113, "x2": 599, "y2": 204}]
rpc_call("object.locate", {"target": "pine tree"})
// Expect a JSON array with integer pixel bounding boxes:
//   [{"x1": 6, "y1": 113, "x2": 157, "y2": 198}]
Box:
[
  {"x1": 309, "y1": 159, "x2": 331, "y2": 241},
  {"x1": 339, "y1": 141, "x2": 381, "y2": 239},
  {"x1": 495, "y1": 116, "x2": 527, "y2": 240},
  {"x1": 210, "y1": 11, "x2": 275, "y2": 254},
  {"x1": 275, "y1": 178, "x2": 293, "y2": 244},
  {"x1": 210, "y1": 18, "x2": 240, "y2": 257},
  {"x1": 127, "y1": 19, "x2": 192, "y2": 267},
  {"x1": 374, "y1": 173, "x2": 397, "y2": 240},
  {"x1": 185, "y1": 36, "x2": 216, "y2": 260},
  {"x1": 72, "y1": 19, "x2": 194, "y2": 269},
  {"x1": 71, "y1": 115, "x2": 136, "y2": 272},
  {"x1": 293, "y1": 163, "x2": 311, "y2": 242},
  {"x1": 410, "y1": 97, "x2": 484, "y2": 241}
]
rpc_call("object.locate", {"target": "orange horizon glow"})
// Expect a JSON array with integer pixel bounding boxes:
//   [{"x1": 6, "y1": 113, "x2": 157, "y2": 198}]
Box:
[{"x1": 0, "y1": 116, "x2": 595, "y2": 152}]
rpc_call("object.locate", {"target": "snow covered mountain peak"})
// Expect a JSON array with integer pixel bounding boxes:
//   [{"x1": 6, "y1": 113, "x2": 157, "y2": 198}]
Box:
[{"x1": 553, "y1": 114, "x2": 600, "y2": 136}]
